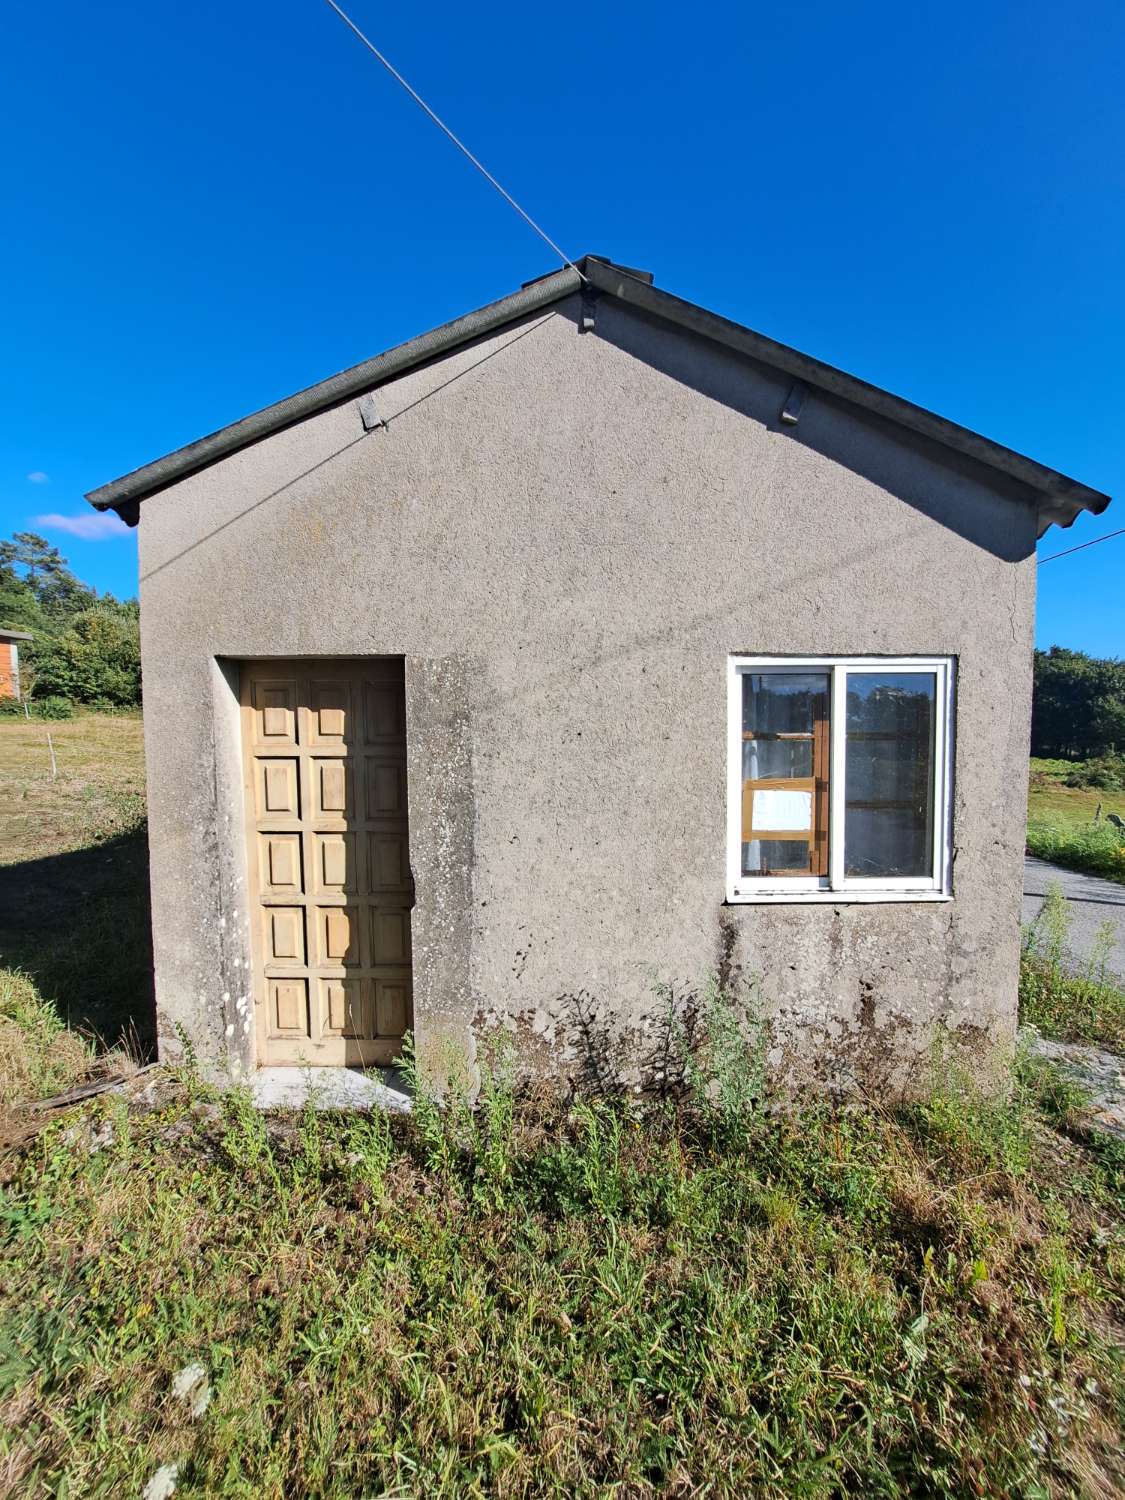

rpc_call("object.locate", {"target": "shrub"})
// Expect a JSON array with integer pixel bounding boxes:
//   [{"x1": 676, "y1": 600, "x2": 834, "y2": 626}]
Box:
[
  {"x1": 1026, "y1": 817, "x2": 1125, "y2": 883},
  {"x1": 32, "y1": 694, "x2": 74, "y2": 720},
  {"x1": 1062, "y1": 753, "x2": 1125, "y2": 791},
  {"x1": 681, "y1": 972, "x2": 766, "y2": 1145},
  {"x1": 0, "y1": 694, "x2": 75, "y2": 719},
  {"x1": 1029, "y1": 756, "x2": 1079, "y2": 781},
  {"x1": 29, "y1": 603, "x2": 140, "y2": 708}
]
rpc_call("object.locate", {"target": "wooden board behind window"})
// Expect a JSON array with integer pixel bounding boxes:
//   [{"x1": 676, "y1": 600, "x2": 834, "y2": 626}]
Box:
[{"x1": 740, "y1": 695, "x2": 829, "y2": 876}]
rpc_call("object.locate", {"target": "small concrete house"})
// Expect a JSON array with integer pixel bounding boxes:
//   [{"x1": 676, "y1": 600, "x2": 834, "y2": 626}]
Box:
[
  {"x1": 88, "y1": 256, "x2": 1109, "y2": 1096},
  {"x1": 0, "y1": 629, "x2": 31, "y2": 699}
]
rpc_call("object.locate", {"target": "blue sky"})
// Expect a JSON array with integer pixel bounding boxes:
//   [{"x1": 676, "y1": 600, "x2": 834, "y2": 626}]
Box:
[{"x1": 2, "y1": 0, "x2": 1122, "y2": 653}]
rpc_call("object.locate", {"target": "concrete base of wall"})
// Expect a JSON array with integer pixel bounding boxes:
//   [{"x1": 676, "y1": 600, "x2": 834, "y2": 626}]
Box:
[{"x1": 250, "y1": 1067, "x2": 413, "y2": 1112}]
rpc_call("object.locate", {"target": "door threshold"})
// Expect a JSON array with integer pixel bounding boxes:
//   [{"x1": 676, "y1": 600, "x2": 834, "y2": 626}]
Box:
[{"x1": 250, "y1": 1065, "x2": 412, "y2": 1113}]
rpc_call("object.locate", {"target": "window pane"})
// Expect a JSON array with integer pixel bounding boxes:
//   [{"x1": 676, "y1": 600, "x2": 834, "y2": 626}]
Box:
[
  {"x1": 750, "y1": 838, "x2": 817, "y2": 874},
  {"x1": 741, "y1": 672, "x2": 829, "y2": 878},
  {"x1": 844, "y1": 672, "x2": 936, "y2": 878}
]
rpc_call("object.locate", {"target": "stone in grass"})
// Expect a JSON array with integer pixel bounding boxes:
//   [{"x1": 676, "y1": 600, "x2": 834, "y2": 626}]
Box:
[
  {"x1": 142, "y1": 1462, "x2": 180, "y2": 1500},
  {"x1": 1030, "y1": 1034, "x2": 1125, "y2": 1140},
  {"x1": 170, "y1": 1360, "x2": 211, "y2": 1418}
]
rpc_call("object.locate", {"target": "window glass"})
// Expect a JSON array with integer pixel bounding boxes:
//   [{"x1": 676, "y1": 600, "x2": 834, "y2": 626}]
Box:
[
  {"x1": 844, "y1": 672, "x2": 936, "y2": 878},
  {"x1": 741, "y1": 672, "x2": 829, "y2": 878}
]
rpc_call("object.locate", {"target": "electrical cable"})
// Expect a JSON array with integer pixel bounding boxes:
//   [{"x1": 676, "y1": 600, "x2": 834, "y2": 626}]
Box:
[
  {"x1": 1039, "y1": 526, "x2": 1125, "y2": 564},
  {"x1": 320, "y1": 0, "x2": 585, "y2": 280}
]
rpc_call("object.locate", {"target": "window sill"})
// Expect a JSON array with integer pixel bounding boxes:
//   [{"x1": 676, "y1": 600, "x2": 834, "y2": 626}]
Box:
[{"x1": 726, "y1": 889, "x2": 953, "y2": 906}]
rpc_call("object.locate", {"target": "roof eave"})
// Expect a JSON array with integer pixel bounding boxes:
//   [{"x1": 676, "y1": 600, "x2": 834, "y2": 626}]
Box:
[
  {"x1": 86, "y1": 254, "x2": 1109, "y2": 536},
  {"x1": 86, "y1": 265, "x2": 582, "y2": 520},
  {"x1": 579, "y1": 259, "x2": 1110, "y2": 536}
]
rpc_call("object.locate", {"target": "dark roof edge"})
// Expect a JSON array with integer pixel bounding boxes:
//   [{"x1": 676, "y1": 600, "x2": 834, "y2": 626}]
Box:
[
  {"x1": 0, "y1": 628, "x2": 33, "y2": 640},
  {"x1": 580, "y1": 259, "x2": 1109, "y2": 536},
  {"x1": 86, "y1": 265, "x2": 582, "y2": 519},
  {"x1": 88, "y1": 254, "x2": 1109, "y2": 536}
]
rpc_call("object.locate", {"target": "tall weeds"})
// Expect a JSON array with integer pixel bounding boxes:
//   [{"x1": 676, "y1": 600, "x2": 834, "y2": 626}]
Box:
[
  {"x1": 1021, "y1": 881, "x2": 1125, "y2": 1049},
  {"x1": 1027, "y1": 816, "x2": 1125, "y2": 884}
]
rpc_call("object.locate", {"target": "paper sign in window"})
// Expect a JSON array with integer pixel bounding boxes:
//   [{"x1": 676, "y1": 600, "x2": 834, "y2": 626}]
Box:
[{"x1": 751, "y1": 787, "x2": 813, "y2": 833}]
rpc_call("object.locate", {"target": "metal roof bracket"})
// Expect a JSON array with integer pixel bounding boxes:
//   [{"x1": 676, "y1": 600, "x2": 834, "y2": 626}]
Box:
[
  {"x1": 780, "y1": 382, "x2": 807, "y2": 426},
  {"x1": 358, "y1": 393, "x2": 386, "y2": 432},
  {"x1": 580, "y1": 286, "x2": 598, "y2": 334}
]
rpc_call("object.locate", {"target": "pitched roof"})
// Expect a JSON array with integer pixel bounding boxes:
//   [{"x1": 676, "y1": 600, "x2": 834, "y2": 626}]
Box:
[
  {"x1": 0, "y1": 629, "x2": 32, "y2": 641},
  {"x1": 87, "y1": 255, "x2": 1109, "y2": 536}
]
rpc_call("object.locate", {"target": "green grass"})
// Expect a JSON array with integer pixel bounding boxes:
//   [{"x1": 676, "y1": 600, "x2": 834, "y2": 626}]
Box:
[
  {"x1": 1028, "y1": 759, "x2": 1125, "y2": 884},
  {"x1": 0, "y1": 969, "x2": 93, "y2": 1106},
  {"x1": 1029, "y1": 757, "x2": 1110, "y2": 831},
  {"x1": 1021, "y1": 883, "x2": 1125, "y2": 1052},
  {"x1": 1026, "y1": 821, "x2": 1125, "y2": 885},
  {"x1": 0, "y1": 1044, "x2": 1122, "y2": 1499}
]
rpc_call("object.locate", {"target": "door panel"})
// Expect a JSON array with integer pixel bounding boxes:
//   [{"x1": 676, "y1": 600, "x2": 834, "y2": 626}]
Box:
[
  {"x1": 240, "y1": 659, "x2": 412, "y2": 1066},
  {"x1": 259, "y1": 760, "x2": 300, "y2": 818}
]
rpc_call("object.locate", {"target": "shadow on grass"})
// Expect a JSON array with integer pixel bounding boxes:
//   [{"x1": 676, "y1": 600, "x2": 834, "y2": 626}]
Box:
[{"x1": 0, "y1": 825, "x2": 155, "y2": 1058}]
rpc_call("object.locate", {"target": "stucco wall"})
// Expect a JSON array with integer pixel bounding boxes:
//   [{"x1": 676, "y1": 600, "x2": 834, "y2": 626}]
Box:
[{"x1": 135, "y1": 292, "x2": 1037, "y2": 1094}]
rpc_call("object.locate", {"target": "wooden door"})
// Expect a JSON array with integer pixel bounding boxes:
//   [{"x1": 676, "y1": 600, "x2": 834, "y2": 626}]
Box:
[{"x1": 240, "y1": 659, "x2": 412, "y2": 1066}]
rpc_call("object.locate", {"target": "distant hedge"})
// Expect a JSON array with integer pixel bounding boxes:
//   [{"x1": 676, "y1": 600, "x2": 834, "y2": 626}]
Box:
[{"x1": 0, "y1": 694, "x2": 75, "y2": 720}]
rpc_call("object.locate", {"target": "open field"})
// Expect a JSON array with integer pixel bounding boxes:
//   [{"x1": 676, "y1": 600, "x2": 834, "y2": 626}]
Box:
[
  {"x1": 0, "y1": 711, "x2": 152, "y2": 1063},
  {"x1": 0, "y1": 710, "x2": 146, "y2": 864},
  {"x1": 1028, "y1": 758, "x2": 1125, "y2": 833},
  {"x1": 1029, "y1": 781, "x2": 1113, "y2": 831}
]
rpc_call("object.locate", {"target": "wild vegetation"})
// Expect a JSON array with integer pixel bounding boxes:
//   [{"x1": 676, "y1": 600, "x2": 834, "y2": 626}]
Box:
[
  {"x1": 0, "y1": 531, "x2": 140, "y2": 712},
  {"x1": 1022, "y1": 884, "x2": 1125, "y2": 1053},
  {"x1": 0, "y1": 1017, "x2": 1122, "y2": 1498},
  {"x1": 1025, "y1": 650, "x2": 1125, "y2": 882},
  {"x1": 0, "y1": 968, "x2": 94, "y2": 1106},
  {"x1": 1027, "y1": 759, "x2": 1125, "y2": 886}
]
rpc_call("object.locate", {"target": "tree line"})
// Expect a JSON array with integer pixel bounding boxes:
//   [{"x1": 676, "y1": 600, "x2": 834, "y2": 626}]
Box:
[
  {"x1": 0, "y1": 532, "x2": 140, "y2": 707},
  {"x1": 1032, "y1": 646, "x2": 1125, "y2": 761}
]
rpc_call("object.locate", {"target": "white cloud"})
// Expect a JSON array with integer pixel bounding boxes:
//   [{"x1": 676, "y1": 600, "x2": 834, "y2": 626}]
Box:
[
  {"x1": 32, "y1": 510, "x2": 130, "y2": 541},
  {"x1": 27, "y1": 471, "x2": 49, "y2": 484}
]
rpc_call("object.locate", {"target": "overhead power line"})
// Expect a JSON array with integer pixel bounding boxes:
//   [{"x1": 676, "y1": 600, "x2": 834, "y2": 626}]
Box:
[
  {"x1": 320, "y1": 0, "x2": 584, "y2": 280},
  {"x1": 1039, "y1": 526, "x2": 1125, "y2": 564}
]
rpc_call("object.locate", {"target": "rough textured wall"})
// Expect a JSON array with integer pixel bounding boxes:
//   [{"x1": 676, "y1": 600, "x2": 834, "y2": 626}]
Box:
[{"x1": 136, "y1": 292, "x2": 1037, "y2": 1093}]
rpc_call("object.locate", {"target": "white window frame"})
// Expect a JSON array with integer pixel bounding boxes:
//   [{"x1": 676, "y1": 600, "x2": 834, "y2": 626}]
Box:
[{"x1": 726, "y1": 656, "x2": 954, "y2": 904}]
